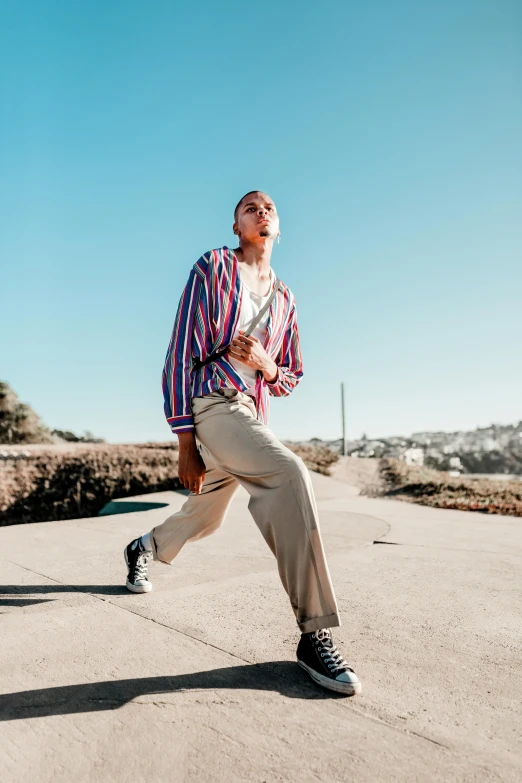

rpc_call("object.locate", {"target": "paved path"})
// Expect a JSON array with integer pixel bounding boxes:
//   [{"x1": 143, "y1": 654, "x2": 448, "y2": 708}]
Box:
[{"x1": 1, "y1": 471, "x2": 520, "y2": 782}]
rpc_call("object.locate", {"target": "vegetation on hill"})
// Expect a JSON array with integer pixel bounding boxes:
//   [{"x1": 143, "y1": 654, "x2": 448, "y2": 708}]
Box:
[
  {"x1": 362, "y1": 458, "x2": 522, "y2": 517},
  {"x1": 0, "y1": 382, "x2": 104, "y2": 445},
  {"x1": 0, "y1": 382, "x2": 55, "y2": 444},
  {"x1": 286, "y1": 443, "x2": 339, "y2": 475}
]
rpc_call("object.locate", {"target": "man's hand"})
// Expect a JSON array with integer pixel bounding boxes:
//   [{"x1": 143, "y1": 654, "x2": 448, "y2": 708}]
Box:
[
  {"x1": 227, "y1": 331, "x2": 278, "y2": 383},
  {"x1": 177, "y1": 432, "x2": 206, "y2": 494}
]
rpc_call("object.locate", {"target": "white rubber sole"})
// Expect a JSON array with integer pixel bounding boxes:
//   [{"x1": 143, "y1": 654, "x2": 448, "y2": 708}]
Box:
[
  {"x1": 125, "y1": 580, "x2": 152, "y2": 593},
  {"x1": 124, "y1": 550, "x2": 152, "y2": 593},
  {"x1": 298, "y1": 660, "x2": 362, "y2": 696}
]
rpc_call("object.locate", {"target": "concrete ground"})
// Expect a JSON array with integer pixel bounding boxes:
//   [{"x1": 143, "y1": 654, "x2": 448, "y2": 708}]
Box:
[{"x1": 1, "y1": 469, "x2": 520, "y2": 782}]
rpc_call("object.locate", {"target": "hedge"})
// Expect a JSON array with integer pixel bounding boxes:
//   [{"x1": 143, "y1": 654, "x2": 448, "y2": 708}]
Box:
[
  {"x1": 362, "y1": 457, "x2": 522, "y2": 517},
  {"x1": 0, "y1": 445, "x2": 182, "y2": 526},
  {"x1": 0, "y1": 442, "x2": 339, "y2": 526}
]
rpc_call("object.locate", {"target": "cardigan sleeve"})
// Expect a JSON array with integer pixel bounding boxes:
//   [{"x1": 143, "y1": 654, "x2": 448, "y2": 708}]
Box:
[
  {"x1": 265, "y1": 299, "x2": 304, "y2": 397},
  {"x1": 162, "y1": 258, "x2": 207, "y2": 434}
]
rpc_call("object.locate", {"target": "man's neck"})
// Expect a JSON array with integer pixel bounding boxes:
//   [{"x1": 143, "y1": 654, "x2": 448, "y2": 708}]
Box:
[{"x1": 234, "y1": 240, "x2": 273, "y2": 278}]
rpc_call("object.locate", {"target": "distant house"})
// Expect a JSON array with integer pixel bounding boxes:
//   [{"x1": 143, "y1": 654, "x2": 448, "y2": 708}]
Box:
[
  {"x1": 403, "y1": 447, "x2": 424, "y2": 467},
  {"x1": 449, "y1": 456, "x2": 463, "y2": 470},
  {"x1": 479, "y1": 437, "x2": 499, "y2": 452}
]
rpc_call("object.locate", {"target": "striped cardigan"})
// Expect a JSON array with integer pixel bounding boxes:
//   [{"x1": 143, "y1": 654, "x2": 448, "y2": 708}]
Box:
[{"x1": 162, "y1": 246, "x2": 303, "y2": 434}]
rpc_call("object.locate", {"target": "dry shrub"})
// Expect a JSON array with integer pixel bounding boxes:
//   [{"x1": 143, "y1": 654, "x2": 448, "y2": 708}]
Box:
[
  {"x1": 285, "y1": 443, "x2": 339, "y2": 475},
  {"x1": 0, "y1": 445, "x2": 181, "y2": 526},
  {"x1": 0, "y1": 441, "x2": 337, "y2": 526},
  {"x1": 363, "y1": 457, "x2": 522, "y2": 517}
]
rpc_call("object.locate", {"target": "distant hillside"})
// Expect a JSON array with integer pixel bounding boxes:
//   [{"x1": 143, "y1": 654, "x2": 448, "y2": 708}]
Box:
[
  {"x1": 0, "y1": 382, "x2": 104, "y2": 445},
  {"x1": 292, "y1": 421, "x2": 522, "y2": 477}
]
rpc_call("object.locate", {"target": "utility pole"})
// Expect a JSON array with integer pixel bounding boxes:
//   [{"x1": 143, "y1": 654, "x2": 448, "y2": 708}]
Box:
[{"x1": 340, "y1": 382, "x2": 346, "y2": 456}]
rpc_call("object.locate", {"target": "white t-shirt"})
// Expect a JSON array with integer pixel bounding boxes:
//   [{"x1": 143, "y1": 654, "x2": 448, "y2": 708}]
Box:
[{"x1": 228, "y1": 266, "x2": 276, "y2": 395}]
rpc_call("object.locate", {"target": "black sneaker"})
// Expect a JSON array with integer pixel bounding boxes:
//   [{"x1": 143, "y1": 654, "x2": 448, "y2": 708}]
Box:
[
  {"x1": 124, "y1": 538, "x2": 152, "y2": 593},
  {"x1": 297, "y1": 628, "x2": 362, "y2": 695}
]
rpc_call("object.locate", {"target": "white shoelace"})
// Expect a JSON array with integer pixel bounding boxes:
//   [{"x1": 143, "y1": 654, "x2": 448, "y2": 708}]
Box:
[
  {"x1": 313, "y1": 629, "x2": 354, "y2": 674},
  {"x1": 134, "y1": 551, "x2": 151, "y2": 581}
]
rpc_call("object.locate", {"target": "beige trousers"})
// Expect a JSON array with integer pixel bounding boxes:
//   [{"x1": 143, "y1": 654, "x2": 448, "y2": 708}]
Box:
[{"x1": 151, "y1": 388, "x2": 340, "y2": 634}]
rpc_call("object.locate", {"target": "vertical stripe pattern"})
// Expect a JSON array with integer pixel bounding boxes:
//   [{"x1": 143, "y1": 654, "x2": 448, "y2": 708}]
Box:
[{"x1": 162, "y1": 246, "x2": 303, "y2": 433}]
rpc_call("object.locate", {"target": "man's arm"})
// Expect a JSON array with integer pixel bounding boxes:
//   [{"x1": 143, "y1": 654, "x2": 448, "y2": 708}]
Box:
[
  {"x1": 162, "y1": 257, "x2": 210, "y2": 493},
  {"x1": 265, "y1": 300, "x2": 304, "y2": 396},
  {"x1": 162, "y1": 260, "x2": 207, "y2": 434}
]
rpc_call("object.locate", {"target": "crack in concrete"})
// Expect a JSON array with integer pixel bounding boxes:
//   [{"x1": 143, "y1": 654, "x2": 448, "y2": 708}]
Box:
[
  {"x1": 340, "y1": 702, "x2": 452, "y2": 750},
  {"x1": 206, "y1": 723, "x2": 246, "y2": 748},
  {"x1": 341, "y1": 705, "x2": 504, "y2": 781},
  {"x1": 371, "y1": 542, "x2": 521, "y2": 556},
  {"x1": 408, "y1": 728, "x2": 449, "y2": 748},
  {"x1": 6, "y1": 558, "x2": 252, "y2": 669}
]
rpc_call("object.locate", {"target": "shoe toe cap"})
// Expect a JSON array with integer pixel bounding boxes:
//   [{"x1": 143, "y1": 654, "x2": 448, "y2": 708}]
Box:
[{"x1": 335, "y1": 670, "x2": 360, "y2": 685}]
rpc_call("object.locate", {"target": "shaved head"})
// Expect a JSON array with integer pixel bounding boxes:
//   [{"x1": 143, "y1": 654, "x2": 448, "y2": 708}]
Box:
[{"x1": 234, "y1": 190, "x2": 262, "y2": 223}]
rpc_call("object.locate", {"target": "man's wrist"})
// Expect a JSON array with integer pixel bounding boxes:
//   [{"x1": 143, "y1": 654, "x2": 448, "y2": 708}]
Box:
[
  {"x1": 261, "y1": 359, "x2": 279, "y2": 384},
  {"x1": 177, "y1": 431, "x2": 197, "y2": 449}
]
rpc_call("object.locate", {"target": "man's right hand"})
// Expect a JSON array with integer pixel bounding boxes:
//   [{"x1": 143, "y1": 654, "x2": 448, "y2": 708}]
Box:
[{"x1": 177, "y1": 432, "x2": 206, "y2": 494}]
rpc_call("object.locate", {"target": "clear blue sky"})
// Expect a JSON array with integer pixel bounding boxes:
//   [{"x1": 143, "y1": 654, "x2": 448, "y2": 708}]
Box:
[{"x1": 1, "y1": 1, "x2": 520, "y2": 443}]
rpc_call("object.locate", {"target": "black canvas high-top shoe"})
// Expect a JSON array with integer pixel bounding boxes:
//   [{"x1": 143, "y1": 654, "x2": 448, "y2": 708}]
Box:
[
  {"x1": 124, "y1": 537, "x2": 152, "y2": 593},
  {"x1": 297, "y1": 628, "x2": 361, "y2": 695}
]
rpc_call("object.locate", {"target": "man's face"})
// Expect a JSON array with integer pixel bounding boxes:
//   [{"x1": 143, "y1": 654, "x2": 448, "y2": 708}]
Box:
[{"x1": 234, "y1": 192, "x2": 280, "y2": 243}]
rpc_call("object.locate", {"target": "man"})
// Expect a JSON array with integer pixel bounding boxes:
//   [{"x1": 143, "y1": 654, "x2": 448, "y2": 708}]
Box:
[{"x1": 123, "y1": 191, "x2": 361, "y2": 696}]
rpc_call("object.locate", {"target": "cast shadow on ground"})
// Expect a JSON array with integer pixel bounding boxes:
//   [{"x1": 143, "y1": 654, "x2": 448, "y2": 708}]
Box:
[
  {"x1": 98, "y1": 500, "x2": 171, "y2": 516},
  {"x1": 0, "y1": 662, "x2": 345, "y2": 721},
  {"x1": 1, "y1": 585, "x2": 132, "y2": 596},
  {"x1": 0, "y1": 598, "x2": 55, "y2": 608}
]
